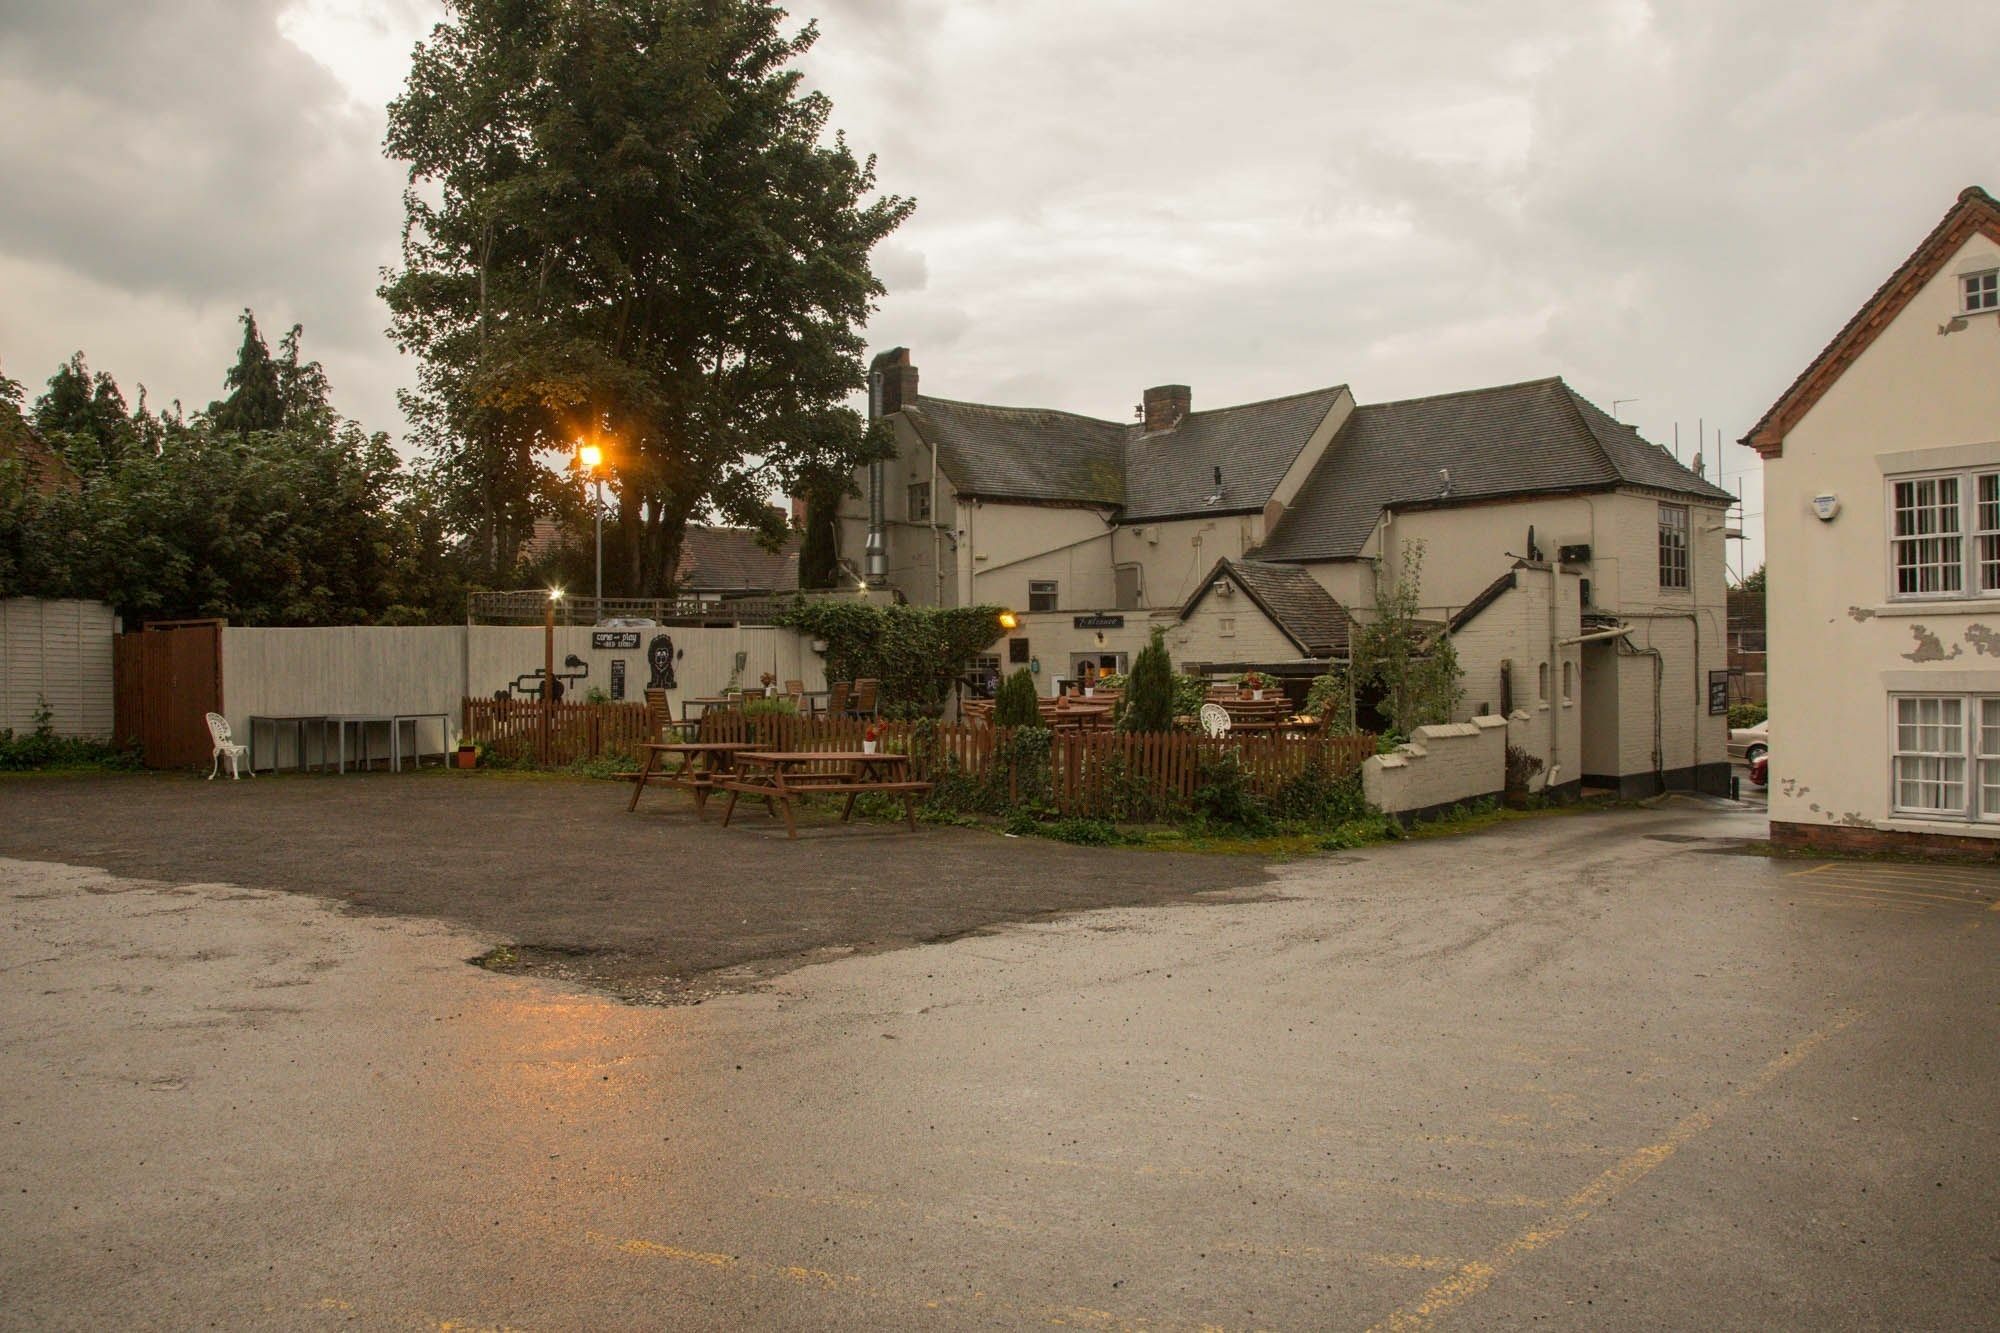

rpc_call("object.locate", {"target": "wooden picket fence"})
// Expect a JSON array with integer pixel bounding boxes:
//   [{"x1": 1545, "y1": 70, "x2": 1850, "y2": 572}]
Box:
[
  {"x1": 461, "y1": 698, "x2": 653, "y2": 766},
  {"x1": 693, "y1": 712, "x2": 1377, "y2": 816},
  {"x1": 461, "y1": 700, "x2": 1378, "y2": 812}
]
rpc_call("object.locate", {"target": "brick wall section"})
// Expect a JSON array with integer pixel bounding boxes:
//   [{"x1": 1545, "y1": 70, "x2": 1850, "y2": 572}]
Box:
[
  {"x1": 1363, "y1": 714, "x2": 1508, "y2": 815},
  {"x1": 1772, "y1": 820, "x2": 2000, "y2": 861}
]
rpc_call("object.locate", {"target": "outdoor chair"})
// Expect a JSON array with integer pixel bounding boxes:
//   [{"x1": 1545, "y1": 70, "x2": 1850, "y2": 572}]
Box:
[
  {"x1": 205, "y1": 712, "x2": 252, "y2": 781},
  {"x1": 1198, "y1": 703, "x2": 1233, "y2": 738},
  {"x1": 850, "y1": 678, "x2": 880, "y2": 717},
  {"x1": 827, "y1": 681, "x2": 851, "y2": 717}
]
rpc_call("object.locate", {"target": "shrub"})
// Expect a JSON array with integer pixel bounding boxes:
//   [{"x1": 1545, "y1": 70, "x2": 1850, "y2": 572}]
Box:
[
  {"x1": 1118, "y1": 627, "x2": 1176, "y2": 733},
  {"x1": 1034, "y1": 817, "x2": 1128, "y2": 847},
  {"x1": 0, "y1": 697, "x2": 141, "y2": 772},
  {"x1": 1270, "y1": 760, "x2": 1368, "y2": 824},
  {"x1": 1728, "y1": 702, "x2": 1767, "y2": 729},
  {"x1": 993, "y1": 668, "x2": 1042, "y2": 728},
  {"x1": 1192, "y1": 749, "x2": 1269, "y2": 831},
  {"x1": 1504, "y1": 744, "x2": 1544, "y2": 794},
  {"x1": 742, "y1": 695, "x2": 799, "y2": 717}
]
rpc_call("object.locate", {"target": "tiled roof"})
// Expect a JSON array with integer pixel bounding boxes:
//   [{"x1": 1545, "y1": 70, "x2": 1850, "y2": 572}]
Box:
[
  {"x1": 1181, "y1": 557, "x2": 1353, "y2": 658},
  {"x1": 677, "y1": 525, "x2": 800, "y2": 594},
  {"x1": 900, "y1": 385, "x2": 1346, "y2": 518},
  {"x1": 1252, "y1": 378, "x2": 1732, "y2": 562}
]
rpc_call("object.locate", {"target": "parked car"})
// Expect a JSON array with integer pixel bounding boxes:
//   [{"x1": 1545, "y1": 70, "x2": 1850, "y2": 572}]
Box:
[
  {"x1": 1749, "y1": 750, "x2": 1769, "y2": 788},
  {"x1": 1729, "y1": 718, "x2": 1768, "y2": 765}
]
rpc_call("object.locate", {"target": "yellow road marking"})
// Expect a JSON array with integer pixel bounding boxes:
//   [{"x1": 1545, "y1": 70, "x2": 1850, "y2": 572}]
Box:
[
  {"x1": 1802, "y1": 880, "x2": 1984, "y2": 905},
  {"x1": 1784, "y1": 863, "x2": 1839, "y2": 878},
  {"x1": 1362, "y1": 1008, "x2": 1864, "y2": 1332},
  {"x1": 592, "y1": 1227, "x2": 1230, "y2": 1331},
  {"x1": 1790, "y1": 896, "x2": 1927, "y2": 916}
]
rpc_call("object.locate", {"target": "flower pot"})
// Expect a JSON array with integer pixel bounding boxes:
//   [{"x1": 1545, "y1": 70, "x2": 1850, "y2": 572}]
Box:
[
  {"x1": 1083, "y1": 687, "x2": 1095, "y2": 697},
  {"x1": 1251, "y1": 689, "x2": 1264, "y2": 701},
  {"x1": 810, "y1": 638, "x2": 829, "y2": 653},
  {"x1": 765, "y1": 686, "x2": 776, "y2": 697},
  {"x1": 862, "y1": 740, "x2": 878, "y2": 754},
  {"x1": 454, "y1": 747, "x2": 478, "y2": 769}
]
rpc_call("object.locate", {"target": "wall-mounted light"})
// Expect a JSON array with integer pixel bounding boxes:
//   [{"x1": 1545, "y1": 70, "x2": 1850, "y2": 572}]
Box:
[{"x1": 997, "y1": 610, "x2": 1019, "y2": 630}]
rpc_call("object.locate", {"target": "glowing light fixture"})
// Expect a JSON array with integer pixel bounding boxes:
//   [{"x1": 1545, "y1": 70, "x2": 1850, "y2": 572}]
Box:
[
  {"x1": 578, "y1": 443, "x2": 603, "y2": 470},
  {"x1": 997, "y1": 610, "x2": 1019, "y2": 630}
]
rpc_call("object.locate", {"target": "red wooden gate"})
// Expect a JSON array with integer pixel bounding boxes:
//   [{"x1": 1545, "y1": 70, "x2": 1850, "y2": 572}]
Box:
[{"x1": 113, "y1": 619, "x2": 223, "y2": 768}]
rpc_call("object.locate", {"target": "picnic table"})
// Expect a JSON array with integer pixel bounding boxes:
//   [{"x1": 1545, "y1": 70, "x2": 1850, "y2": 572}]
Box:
[
  {"x1": 624, "y1": 741, "x2": 763, "y2": 818},
  {"x1": 719, "y1": 750, "x2": 932, "y2": 838}
]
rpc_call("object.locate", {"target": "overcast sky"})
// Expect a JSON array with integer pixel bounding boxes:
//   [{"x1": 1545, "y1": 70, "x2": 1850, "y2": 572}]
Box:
[{"x1": 4, "y1": 0, "x2": 1998, "y2": 575}]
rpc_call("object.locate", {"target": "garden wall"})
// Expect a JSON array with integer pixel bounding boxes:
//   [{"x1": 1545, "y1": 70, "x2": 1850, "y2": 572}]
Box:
[
  {"x1": 1361, "y1": 715, "x2": 1507, "y2": 819},
  {"x1": 1, "y1": 598, "x2": 117, "y2": 737}
]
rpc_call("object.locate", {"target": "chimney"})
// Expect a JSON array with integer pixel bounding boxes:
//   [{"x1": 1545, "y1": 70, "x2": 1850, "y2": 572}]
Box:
[
  {"x1": 870, "y1": 346, "x2": 919, "y2": 416},
  {"x1": 789, "y1": 494, "x2": 808, "y2": 527},
  {"x1": 1143, "y1": 384, "x2": 1190, "y2": 433}
]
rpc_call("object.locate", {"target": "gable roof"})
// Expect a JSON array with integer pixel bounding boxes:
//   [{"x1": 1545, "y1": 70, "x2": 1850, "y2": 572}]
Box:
[
  {"x1": 1745, "y1": 186, "x2": 2000, "y2": 458},
  {"x1": 1180, "y1": 557, "x2": 1354, "y2": 658},
  {"x1": 677, "y1": 525, "x2": 800, "y2": 594},
  {"x1": 1447, "y1": 569, "x2": 1519, "y2": 633},
  {"x1": 1251, "y1": 377, "x2": 1732, "y2": 563},
  {"x1": 898, "y1": 385, "x2": 1346, "y2": 519}
]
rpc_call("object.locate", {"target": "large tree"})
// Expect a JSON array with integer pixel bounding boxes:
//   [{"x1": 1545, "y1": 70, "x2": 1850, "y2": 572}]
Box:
[{"x1": 380, "y1": 0, "x2": 911, "y2": 595}]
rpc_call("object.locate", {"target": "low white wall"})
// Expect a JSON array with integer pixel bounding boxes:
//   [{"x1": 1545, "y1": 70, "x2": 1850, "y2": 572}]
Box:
[
  {"x1": 466, "y1": 624, "x2": 824, "y2": 716},
  {"x1": 216, "y1": 623, "x2": 829, "y2": 765},
  {"x1": 1362, "y1": 715, "x2": 1507, "y2": 816},
  {"x1": 223, "y1": 626, "x2": 468, "y2": 764},
  {"x1": 1, "y1": 598, "x2": 117, "y2": 737}
]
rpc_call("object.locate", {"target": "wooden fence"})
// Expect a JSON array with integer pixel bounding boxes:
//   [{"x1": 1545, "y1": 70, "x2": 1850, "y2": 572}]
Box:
[
  {"x1": 462, "y1": 701, "x2": 1378, "y2": 812},
  {"x1": 461, "y1": 697, "x2": 652, "y2": 765}
]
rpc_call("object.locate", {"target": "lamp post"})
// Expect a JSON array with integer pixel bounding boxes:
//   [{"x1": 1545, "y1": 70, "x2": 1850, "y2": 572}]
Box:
[
  {"x1": 577, "y1": 443, "x2": 605, "y2": 612},
  {"x1": 543, "y1": 588, "x2": 562, "y2": 764}
]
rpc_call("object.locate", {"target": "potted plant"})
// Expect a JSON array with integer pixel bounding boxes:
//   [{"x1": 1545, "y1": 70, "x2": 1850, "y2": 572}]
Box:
[
  {"x1": 1244, "y1": 670, "x2": 1266, "y2": 701},
  {"x1": 760, "y1": 671, "x2": 777, "y2": 697},
  {"x1": 862, "y1": 722, "x2": 883, "y2": 754},
  {"x1": 454, "y1": 739, "x2": 482, "y2": 769}
]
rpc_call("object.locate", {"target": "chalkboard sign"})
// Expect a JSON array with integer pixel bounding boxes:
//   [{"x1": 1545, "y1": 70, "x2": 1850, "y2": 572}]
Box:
[
  {"x1": 593, "y1": 631, "x2": 641, "y2": 650},
  {"x1": 609, "y1": 658, "x2": 627, "y2": 700},
  {"x1": 1707, "y1": 669, "x2": 1730, "y2": 716}
]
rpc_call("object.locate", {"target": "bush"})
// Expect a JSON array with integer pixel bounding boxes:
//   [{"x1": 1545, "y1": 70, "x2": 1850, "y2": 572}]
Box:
[
  {"x1": 1270, "y1": 760, "x2": 1368, "y2": 824},
  {"x1": 993, "y1": 668, "x2": 1042, "y2": 728},
  {"x1": 1118, "y1": 627, "x2": 1176, "y2": 733},
  {"x1": 742, "y1": 695, "x2": 799, "y2": 717},
  {"x1": 0, "y1": 698, "x2": 141, "y2": 772},
  {"x1": 1728, "y1": 702, "x2": 1767, "y2": 729},
  {"x1": 1034, "y1": 817, "x2": 1129, "y2": 847},
  {"x1": 1192, "y1": 749, "x2": 1269, "y2": 832}
]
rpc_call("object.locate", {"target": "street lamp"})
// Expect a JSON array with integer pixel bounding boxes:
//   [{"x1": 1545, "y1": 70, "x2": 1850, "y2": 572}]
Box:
[{"x1": 576, "y1": 442, "x2": 605, "y2": 610}]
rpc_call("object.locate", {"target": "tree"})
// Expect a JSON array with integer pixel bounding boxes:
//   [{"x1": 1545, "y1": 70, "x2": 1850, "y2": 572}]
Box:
[
  {"x1": 33, "y1": 353, "x2": 135, "y2": 472},
  {"x1": 1118, "y1": 627, "x2": 1177, "y2": 733},
  {"x1": 994, "y1": 668, "x2": 1042, "y2": 729},
  {"x1": 209, "y1": 310, "x2": 284, "y2": 435},
  {"x1": 381, "y1": 0, "x2": 913, "y2": 595},
  {"x1": 1344, "y1": 543, "x2": 1462, "y2": 737}
]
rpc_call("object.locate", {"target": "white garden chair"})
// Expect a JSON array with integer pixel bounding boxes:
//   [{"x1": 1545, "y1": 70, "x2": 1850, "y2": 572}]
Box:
[
  {"x1": 205, "y1": 712, "x2": 252, "y2": 781},
  {"x1": 1198, "y1": 703, "x2": 1233, "y2": 738}
]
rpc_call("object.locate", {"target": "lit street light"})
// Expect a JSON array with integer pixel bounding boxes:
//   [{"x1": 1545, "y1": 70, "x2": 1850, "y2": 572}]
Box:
[{"x1": 577, "y1": 442, "x2": 605, "y2": 609}]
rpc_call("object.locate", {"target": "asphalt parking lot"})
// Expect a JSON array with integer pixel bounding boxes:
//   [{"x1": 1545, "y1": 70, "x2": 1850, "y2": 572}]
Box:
[{"x1": 2, "y1": 776, "x2": 1996, "y2": 1330}]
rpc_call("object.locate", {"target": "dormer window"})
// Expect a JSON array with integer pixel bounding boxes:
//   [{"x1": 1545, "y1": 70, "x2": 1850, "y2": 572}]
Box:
[{"x1": 1964, "y1": 269, "x2": 1999, "y2": 314}]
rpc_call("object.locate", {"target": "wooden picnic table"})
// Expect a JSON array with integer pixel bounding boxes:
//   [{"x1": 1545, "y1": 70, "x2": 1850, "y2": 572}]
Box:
[
  {"x1": 624, "y1": 741, "x2": 763, "y2": 818},
  {"x1": 719, "y1": 750, "x2": 932, "y2": 838}
]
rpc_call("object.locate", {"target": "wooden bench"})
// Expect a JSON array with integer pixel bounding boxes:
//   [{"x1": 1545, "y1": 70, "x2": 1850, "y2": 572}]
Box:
[{"x1": 623, "y1": 742, "x2": 763, "y2": 818}]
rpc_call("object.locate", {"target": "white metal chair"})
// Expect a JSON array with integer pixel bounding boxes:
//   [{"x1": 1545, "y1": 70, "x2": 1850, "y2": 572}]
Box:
[
  {"x1": 1198, "y1": 703, "x2": 1233, "y2": 738},
  {"x1": 205, "y1": 712, "x2": 252, "y2": 781}
]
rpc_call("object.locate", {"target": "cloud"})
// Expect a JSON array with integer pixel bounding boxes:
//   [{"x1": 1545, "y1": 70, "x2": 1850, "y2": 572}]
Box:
[{"x1": 4, "y1": 0, "x2": 1998, "y2": 574}]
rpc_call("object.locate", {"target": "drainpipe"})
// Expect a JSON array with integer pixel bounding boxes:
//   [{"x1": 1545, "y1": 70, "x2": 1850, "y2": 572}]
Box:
[
  {"x1": 1546, "y1": 564, "x2": 1562, "y2": 792},
  {"x1": 1561, "y1": 623, "x2": 1634, "y2": 646},
  {"x1": 864, "y1": 366, "x2": 888, "y2": 588}
]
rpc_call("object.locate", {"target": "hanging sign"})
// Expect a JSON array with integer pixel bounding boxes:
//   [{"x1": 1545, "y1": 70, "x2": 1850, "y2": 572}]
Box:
[
  {"x1": 593, "y1": 631, "x2": 641, "y2": 650},
  {"x1": 1073, "y1": 614, "x2": 1125, "y2": 630}
]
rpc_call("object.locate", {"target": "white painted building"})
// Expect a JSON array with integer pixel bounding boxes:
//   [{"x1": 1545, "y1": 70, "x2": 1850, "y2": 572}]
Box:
[
  {"x1": 1747, "y1": 185, "x2": 2000, "y2": 852},
  {"x1": 838, "y1": 350, "x2": 1733, "y2": 795}
]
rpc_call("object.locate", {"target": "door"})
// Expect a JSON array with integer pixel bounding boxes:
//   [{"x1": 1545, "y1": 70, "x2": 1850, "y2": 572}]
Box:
[{"x1": 114, "y1": 620, "x2": 223, "y2": 768}]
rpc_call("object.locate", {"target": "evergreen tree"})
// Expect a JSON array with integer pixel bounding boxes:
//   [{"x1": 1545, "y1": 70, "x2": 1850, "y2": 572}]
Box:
[
  {"x1": 33, "y1": 352, "x2": 133, "y2": 472},
  {"x1": 994, "y1": 668, "x2": 1042, "y2": 729},
  {"x1": 1118, "y1": 627, "x2": 1176, "y2": 733},
  {"x1": 211, "y1": 309, "x2": 284, "y2": 435}
]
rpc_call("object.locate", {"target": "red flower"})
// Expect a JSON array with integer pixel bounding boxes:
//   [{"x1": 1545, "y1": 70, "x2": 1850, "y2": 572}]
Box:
[{"x1": 864, "y1": 722, "x2": 883, "y2": 741}]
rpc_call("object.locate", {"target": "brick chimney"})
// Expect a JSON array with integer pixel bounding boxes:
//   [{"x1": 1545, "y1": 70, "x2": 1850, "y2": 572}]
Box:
[
  {"x1": 1143, "y1": 384, "x2": 1190, "y2": 433},
  {"x1": 870, "y1": 347, "x2": 920, "y2": 416}
]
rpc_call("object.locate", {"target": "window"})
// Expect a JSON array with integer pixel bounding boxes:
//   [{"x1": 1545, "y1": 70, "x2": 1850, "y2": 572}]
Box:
[
  {"x1": 1008, "y1": 637, "x2": 1030, "y2": 664},
  {"x1": 1114, "y1": 563, "x2": 1143, "y2": 611},
  {"x1": 1658, "y1": 503, "x2": 1690, "y2": 590},
  {"x1": 1561, "y1": 660, "x2": 1574, "y2": 704},
  {"x1": 1963, "y1": 269, "x2": 1999, "y2": 314},
  {"x1": 1893, "y1": 696, "x2": 1970, "y2": 817},
  {"x1": 1886, "y1": 468, "x2": 2000, "y2": 598},
  {"x1": 1028, "y1": 580, "x2": 1058, "y2": 612},
  {"x1": 907, "y1": 481, "x2": 931, "y2": 522},
  {"x1": 1537, "y1": 661, "x2": 1549, "y2": 703}
]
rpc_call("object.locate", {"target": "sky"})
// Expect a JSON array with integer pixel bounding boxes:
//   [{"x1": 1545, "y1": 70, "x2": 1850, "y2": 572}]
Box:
[{"x1": 4, "y1": 1, "x2": 1998, "y2": 578}]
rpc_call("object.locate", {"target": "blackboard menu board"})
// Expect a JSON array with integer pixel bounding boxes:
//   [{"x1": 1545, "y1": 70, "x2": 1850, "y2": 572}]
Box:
[{"x1": 1707, "y1": 670, "x2": 1730, "y2": 716}]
